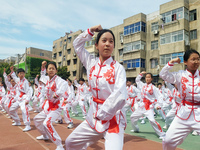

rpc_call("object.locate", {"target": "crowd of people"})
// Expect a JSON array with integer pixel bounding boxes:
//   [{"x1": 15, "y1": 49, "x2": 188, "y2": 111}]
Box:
[{"x1": 0, "y1": 25, "x2": 200, "y2": 150}]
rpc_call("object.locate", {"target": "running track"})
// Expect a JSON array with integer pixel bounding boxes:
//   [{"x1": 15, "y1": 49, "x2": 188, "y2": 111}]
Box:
[{"x1": 0, "y1": 110, "x2": 182, "y2": 150}]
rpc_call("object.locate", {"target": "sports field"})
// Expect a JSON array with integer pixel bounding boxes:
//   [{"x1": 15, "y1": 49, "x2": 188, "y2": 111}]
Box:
[{"x1": 0, "y1": 107, "x2": 198, "y2": 150}]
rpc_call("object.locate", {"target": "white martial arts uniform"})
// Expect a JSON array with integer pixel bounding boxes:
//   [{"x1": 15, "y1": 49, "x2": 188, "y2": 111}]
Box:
[
  {"x1": 9, "y1": 71, "x2": 30, "y2": 127},
  {"x1": 33, "y1": 68, "x2": 68, "y2": 147},
  {"x1": 124, "y1": 85, "x2": 140, "y2": 113},
  {"x1": 65, "y1": 29, "x2": 127, "y2": 150},
  {"x1": 61, "y1": 84, "x2": 73, "y2": 124},
  {"x1": 3, "y1": 72, "x2": 18, "y2": 116},
  {"x1": 0, "y1": 85, "x2": 6, "y2": 110},
  {"x1": 160, "y1": 62, "x2": 200, "y2": 150},
  {"x1": 74, "y1": 80, "x2": 88, "y2": 117},
  {"x1": 130, "y1": 73, "x2": 165, "y2": 138}
]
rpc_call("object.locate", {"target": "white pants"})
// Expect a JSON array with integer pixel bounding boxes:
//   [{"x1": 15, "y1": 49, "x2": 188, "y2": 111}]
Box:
[
  {"x1": 79, "y1": 100, "x2": 87, "y2": 116},
  {"x1": 9, "y1": 100, "x2": 30, "y2": 125},
  {"x1": 62, "y1": 104, "x2": 73, "y2": 124},
  {"x1": 65, "y1": 120, "x2": 124, "y2": 150},
  {"x1": 163, "y1": 111, "x2": 200, "y2": 150},
  {"x1": 130, "y1": 107, "x2": 165, "y2": 137},
  {"x1": 165, "y1": 107, "x2": 176, "y2": 127},
  {"x1": 33, "y1": 109, "x2": 62, "y2": 146},
  {"x1": 71, "y1": 101, "x2": 78, "y2": 115},
  {"x1": 32, "y1": 96, "x2": 39, "y2": 111}
]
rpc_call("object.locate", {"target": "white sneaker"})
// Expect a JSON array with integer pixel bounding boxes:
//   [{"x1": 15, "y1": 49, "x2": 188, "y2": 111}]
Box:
[
  {"x1": 23, "y1": 125, "x2": 31, "y2": 132},
  {"x1": 159, "y1": 136, "x2": 165, "y2": 140},
  {"x1": 140, "y1": 120, "x2": 145, "y2": 124},
  {"x1": 12, "y1": 120, "x2": 15, "y2": 123},
  {"x1": 36, "y1": 135, "x2": 49, "y2": 140},
  {"x1": 56, "y1": 145, "x2": 64, "y2": 150},
  {"x1": 192, "y1": 130, "x2": 198, "y2": 136},
  {"x1": 82, "y1": 116, "x2": 86, "y2": 119},
  {"x1": 67, "y1": 123, "x2": 73, "y2": 129},
  {"x1": 130, "y1": 129, "x2": 139, "y2": 133},
  {"x1": 55, "y1": 119, "x2": 63, "y2": 124},
  {"x1": 7, "y1": 115, "x2": 11, "y2": 119},
  {"x1": 34, "y1": 110, "x2": 39, "y2": 113},
  {"x1": 12, "y1": 122, "x2": 21, "y2": 126},
  {"x1": 163, "y1": 125, "x2": 168, "y2": 129}
]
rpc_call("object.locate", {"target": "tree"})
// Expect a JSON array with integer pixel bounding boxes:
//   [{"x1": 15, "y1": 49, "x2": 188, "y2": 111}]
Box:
[
  {"x1": 0, "y1": 62, "x2": 15, "y2": 82},
  {"x1": 57, "y1": 66, "x2": 70, "y2": 80}
]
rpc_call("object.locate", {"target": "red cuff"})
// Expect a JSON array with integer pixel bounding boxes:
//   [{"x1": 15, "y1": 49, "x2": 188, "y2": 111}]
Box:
[
  {"x1": 87, "y1": 28, "x2": 94, "y2": 36},
  {"x1": 139, "y1": 73, "x2": 143, "y2": 76},
  {"x1": 168, "y1": 62, "x2": 174, "y2": 66},
  {"x1": 41, "y1": 67, "x2": 45, "y2": 71}
]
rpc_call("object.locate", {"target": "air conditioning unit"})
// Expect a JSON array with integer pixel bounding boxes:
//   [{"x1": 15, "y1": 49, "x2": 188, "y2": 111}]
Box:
[
  {"x1": 120, "y1": 39, "x2": 123, "y2": 44},
  {"x1": 153, "y1": 30, "x2": 159, "y2": 35}
]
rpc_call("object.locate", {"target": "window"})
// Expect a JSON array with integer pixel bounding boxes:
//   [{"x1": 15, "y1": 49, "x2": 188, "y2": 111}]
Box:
[
  {"x1": 53, "y1": 53, "x2": 57, "y2": 59},
  {"x1": 67, "y1": 48, "x2": 71, "y2": 54},
  {"x1": 73, "y1": 59, "x2": 77, "y2": 65},
  {"x1": 40, "y1": 53, "x2": 44, "y2": 56},
  {"x1": 63, "y1": 56, "x2": 66, "y2": 61},
  {"x1": 160, "y1": 30, "x2": 187, "y2": 45},
  {"x1": 189, "y1": 9, "x2": 196, "y2": 21},
  {"x1": 124, "y1": 21, "x2": 146, "y2": 35},
  {"x1": 85, "y1": 37, "x2": 96, "y2": 47},
  {"x1": 150, "y1": 59, "x2": 158, "y2": 68},
  {"x1": 119, "y1": 49, "x2": 123, "y2": 56},
  {"x1": 190, "y1": 29, "x2": 197, "y2": 40},
  {"x1": 123, "y1": 59, "x2": 145, "y2": 68},
  {"x1": 73, "y1": 71, "x2": 76, "y2": 76},
  {"x1": 161, "y1": 7, "x2": 187, "y2": 24},
  {"x1": 58, "y1": 62, "x2": 62, "y2": 68},
  {"x1": 123, "y1": 41, "x2": 146, "y2": 53},
  {"x1": 151, "y1": 40, "x2": 158, "y2": 50},
  {"x1": 60, "y1": 41, "x2": 62, "y2": 47},
  {"x1": 67, "y1": 60, "x2": 70, "y2": 66},
  {"x1": 160, "y1": 52, "x2": 184, "y2": 65},
  {"x1": 151, "y1": 22, "x2": 159, "y2": 31},
  {"x1": 59, "y1": 51, "x2": 62, "y2": 57},
  {"x1": 68, "y1": 37, "x2": 71, "y2": 43}
]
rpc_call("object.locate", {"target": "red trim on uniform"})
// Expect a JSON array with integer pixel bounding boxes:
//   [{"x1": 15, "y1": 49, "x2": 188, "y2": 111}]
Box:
[
  {"x1": 155, "y1": 121, "x2": 162, "y2": 132},
  {"x1": 87, "y1": 28, "x2": 94, "y2": 36},
  {"x1": 93, "y1": 96, "x2": 119, "y2": 133},
  {"x1": 143, "y1": 98, "x2": 152, "y2": 110},
  {"x1": 168, "y1": 62, "x2": 174, "y2": 66}
]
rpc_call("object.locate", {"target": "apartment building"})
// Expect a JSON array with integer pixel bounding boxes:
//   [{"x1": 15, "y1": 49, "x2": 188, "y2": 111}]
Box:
[
  {"x1": 112, "y1": 0, "x2": 199, "y2": 83},
  {"x1": 52, "y1": 30, "x2": 84, "y2": 80},
  {"x1": 53, "y1": 0, "x2": 200, "y2": 83}
]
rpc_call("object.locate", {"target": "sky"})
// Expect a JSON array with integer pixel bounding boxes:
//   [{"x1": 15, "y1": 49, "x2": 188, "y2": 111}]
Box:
[{"x1": 0, "y1": 0, "x2": 171, "y2": 60}]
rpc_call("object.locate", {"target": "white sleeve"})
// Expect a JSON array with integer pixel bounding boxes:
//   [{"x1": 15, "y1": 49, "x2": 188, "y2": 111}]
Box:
[
  {"x1": 135, "y1": 74, "x2": 144, "y2": 90},
  {"x1": 73, "y1": 29, "x2": 96, "y2": 70},
  {"x1": 159, "y1": 62, "x2": 181, "y2": 85}
]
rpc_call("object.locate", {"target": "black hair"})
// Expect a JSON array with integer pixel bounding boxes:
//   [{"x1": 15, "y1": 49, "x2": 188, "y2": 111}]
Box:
[
  {"x1": 96, "y1": 29, "x2": 115, "y2": 48},
  {"x1": 47, "y1": 61, "x2": 57, "y2": 70},
  {"x1": 127, "y1": 79, "x2": 132, "y2": 82},
  {"x1": 157, "y1": 83, "x2": 162, "y2": 86},
  {"x1": 17, "y1": 68, "x2": 25, "y2": 74},
  {"x1": 184, "y1": 49, "x2": 200, "y2": 62},
  {"x1": 79, "y1": 78, "x2": 85, "y2": 82},
  {"x1": 145, "y1": 73, "x2": 153, "y2": 78},
  {"x1": 68, "y1": 79, "x2": 72, "y2": 83}
]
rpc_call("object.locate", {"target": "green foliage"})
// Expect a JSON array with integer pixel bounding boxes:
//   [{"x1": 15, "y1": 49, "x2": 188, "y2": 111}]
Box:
[
  {"x1": 26, "y1": 56, "x2": 51, "y2": 78},
  {"x1": 57, "y1": 66, "x2": 70, "y2": 80},
  {"x1": 0, "y1": 62, "x2": 15, "y2": 82}
]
